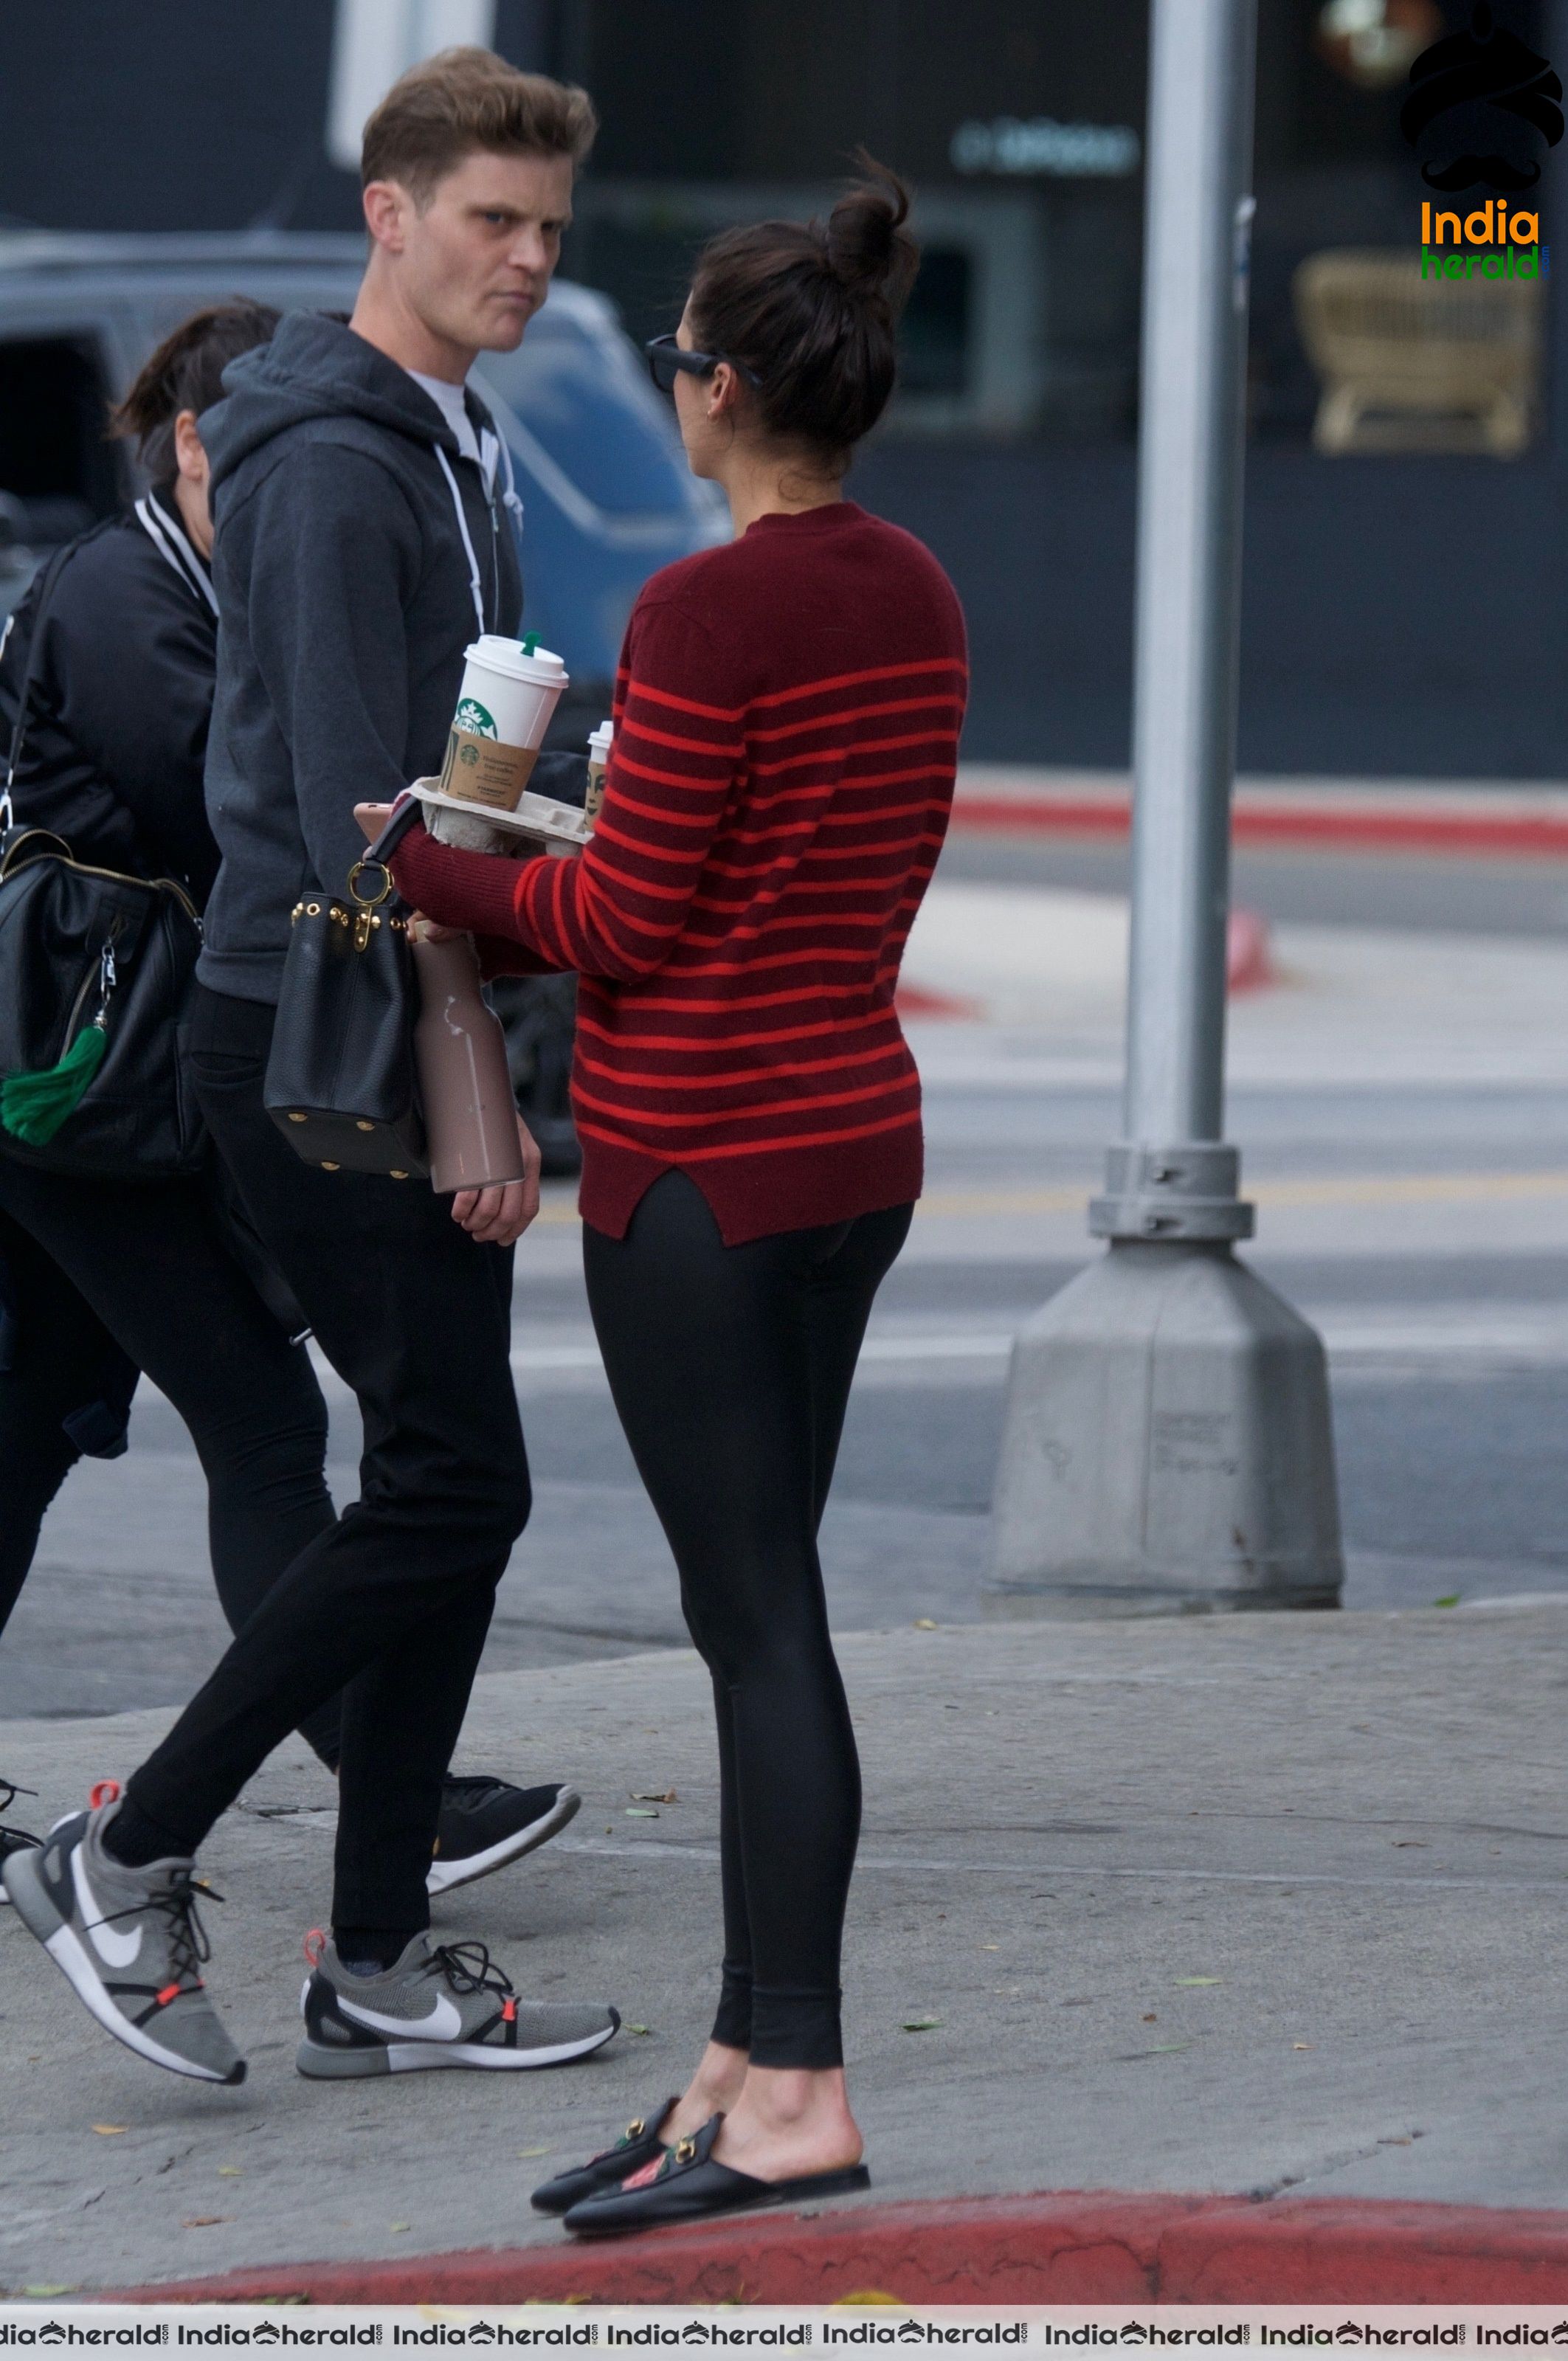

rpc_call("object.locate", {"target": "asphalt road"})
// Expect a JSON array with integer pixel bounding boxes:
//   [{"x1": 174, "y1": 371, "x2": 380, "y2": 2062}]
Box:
[
  {"x1": 8, "y1": 1141, "x2": 1568, "y2": 1721},
  {"x1": 4, "y1": 834, "x2": 1568, "y2": 1726}
]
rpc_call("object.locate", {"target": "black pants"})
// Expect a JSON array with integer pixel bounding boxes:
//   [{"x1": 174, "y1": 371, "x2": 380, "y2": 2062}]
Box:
[
  {"x1": 0, "y1": 1161, "x2": 341, "y2": 1763},
  {"x1": 125, "y1": 986, "x2": 531, "y2": 1935},
  {"x1": 584, "y1": 1170, "x2": 912, "y2": 2071}
]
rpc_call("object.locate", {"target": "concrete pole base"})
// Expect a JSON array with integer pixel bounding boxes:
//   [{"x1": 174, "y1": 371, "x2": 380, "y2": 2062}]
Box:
[{"x1": 985, "y1": 1240, "x2": 1344, "y2": 1619}]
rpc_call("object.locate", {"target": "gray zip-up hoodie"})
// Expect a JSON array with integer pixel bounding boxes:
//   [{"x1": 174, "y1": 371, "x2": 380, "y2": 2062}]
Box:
[{"x1": 197, "y1": 311, "x2": 523, "y2": 1000}]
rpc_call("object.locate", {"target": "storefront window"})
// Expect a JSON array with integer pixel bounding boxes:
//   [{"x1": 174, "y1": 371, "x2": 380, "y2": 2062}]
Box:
[{"x1": 562, "y1": 0, "x2": 1554, "y2": 454}]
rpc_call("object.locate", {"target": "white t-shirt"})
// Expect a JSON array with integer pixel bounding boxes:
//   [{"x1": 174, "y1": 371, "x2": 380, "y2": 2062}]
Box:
[{"x1": 407, "y1": 367, "x2": 483, "y2": 468}]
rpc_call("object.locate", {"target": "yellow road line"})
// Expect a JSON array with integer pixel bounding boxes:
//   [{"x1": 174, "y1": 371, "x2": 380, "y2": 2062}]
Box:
[
  {"x1": 533, "y1": 1171, "x2": 1568, "y2": 1229},
  {"x1": 916, "y1": 1172, "x2": 1568, "y2": 1219}
]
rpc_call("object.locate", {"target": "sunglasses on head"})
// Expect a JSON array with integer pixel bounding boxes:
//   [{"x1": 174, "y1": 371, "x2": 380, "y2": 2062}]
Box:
[{"x1": 644, "y1": 333, "x2": 762, "y2": 395}]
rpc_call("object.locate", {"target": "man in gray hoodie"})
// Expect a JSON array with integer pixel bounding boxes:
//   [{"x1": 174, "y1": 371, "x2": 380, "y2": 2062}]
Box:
[{"x1": 3, "y1": 50, "x2": 621, "y2": 2087}]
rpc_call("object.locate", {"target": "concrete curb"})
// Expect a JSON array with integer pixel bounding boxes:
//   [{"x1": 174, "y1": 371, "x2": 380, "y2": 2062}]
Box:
[{"x1": 99, "y1": 2191, "x2": 1568, "y2": 2306}]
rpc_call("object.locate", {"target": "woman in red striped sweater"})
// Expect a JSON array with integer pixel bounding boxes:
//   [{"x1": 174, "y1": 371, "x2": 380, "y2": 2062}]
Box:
[{"x1": 391, "y1": 161, "x2": 967, "y2": 2234}]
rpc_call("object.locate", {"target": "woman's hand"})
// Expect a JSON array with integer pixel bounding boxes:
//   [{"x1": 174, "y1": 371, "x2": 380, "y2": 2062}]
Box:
[
  {"x1": 409, "y1": 913, "x2": 464, "y2": 944},
  {"x1": 451, "y1": 1114, "x2": 542, "y2": 1247}
]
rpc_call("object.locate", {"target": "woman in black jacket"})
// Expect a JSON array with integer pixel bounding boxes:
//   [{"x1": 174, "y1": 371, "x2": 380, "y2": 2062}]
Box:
[
  {"x1": 0, "y1": 308, "x2": 572, "y2": 1898},
  {"x1": 0, "y1": 305, "x2": 342, "y2": 1883}
]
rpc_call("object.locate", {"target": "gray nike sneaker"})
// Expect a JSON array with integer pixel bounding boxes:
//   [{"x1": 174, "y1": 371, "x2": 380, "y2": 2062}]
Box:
[
  {"x1": 1, "y1": 1793, "x2": 246, "y2": 2086},
  {"x1": 297, "y1": 1930, "x2": 619, "y2": 2078}
]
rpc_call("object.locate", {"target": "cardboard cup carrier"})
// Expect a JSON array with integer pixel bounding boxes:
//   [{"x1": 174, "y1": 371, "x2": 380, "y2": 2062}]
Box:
[{"x1": 438, "y1": 635, "x2": 567, "y2": 812}]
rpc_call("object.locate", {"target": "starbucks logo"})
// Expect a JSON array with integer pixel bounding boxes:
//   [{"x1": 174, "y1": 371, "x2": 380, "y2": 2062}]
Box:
[
  {"x1": 458, "y1": 742, "x2": 480, "y2": 768},
  {"x1": 455, "y1": 696, "x2": 498, "y2": 739}
]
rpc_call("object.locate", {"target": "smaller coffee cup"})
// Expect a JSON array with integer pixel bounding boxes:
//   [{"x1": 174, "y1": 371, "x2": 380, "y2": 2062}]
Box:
[{"x1": 585, "y1": 721, "x2": 613, "y2": 824}]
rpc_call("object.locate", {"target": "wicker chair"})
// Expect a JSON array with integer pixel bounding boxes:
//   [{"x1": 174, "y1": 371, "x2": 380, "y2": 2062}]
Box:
[{"x1": 1293, "y1": 248, "x2": 1541, "y2": 456}]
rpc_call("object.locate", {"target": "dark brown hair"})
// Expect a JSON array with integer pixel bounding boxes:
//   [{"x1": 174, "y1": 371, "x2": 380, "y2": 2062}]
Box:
[
  {"x1": 687, "y1": 156, "x2": 920, "y2": 474},
  {"x1": 109, "y1": 300, "x2": 281, "y2": 485},
  {"x1": 361, "y1": 46, "x2": 596, "y2": 202}
]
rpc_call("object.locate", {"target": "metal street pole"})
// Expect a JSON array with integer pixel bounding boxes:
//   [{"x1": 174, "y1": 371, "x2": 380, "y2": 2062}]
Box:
[{"x1": 986, "y1": 0, "x2": 1344, "y2": 1618}]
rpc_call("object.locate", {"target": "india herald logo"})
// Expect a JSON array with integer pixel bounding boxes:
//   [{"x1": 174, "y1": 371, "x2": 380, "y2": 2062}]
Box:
[
  {"x1": 455, "y1": 696, "x2": 499, "y2": 739},
  {"x1": 1401, "y1": 3, "x2": 1564, "y2": 191}
]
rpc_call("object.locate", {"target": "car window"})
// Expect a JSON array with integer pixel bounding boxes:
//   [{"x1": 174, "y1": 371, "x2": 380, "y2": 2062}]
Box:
[
  {"x1": 476, "y1": 314, "x2": 694, "y2": 519},
  {"x1": 0, "y1": 332, "x2": 122, "y2": 544}
]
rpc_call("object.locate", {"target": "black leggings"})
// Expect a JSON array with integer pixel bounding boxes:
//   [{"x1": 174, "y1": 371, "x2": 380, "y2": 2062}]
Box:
[
  {"x1": 0, "y1": 1158, "x2": 340, "y2": 1763},
  {"x1": 584, "y1": 1170, "x2": 912, "y2": 2072}
]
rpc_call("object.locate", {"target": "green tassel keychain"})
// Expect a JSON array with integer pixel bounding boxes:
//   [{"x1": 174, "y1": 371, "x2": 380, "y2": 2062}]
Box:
[{"x1": 1, "y1": 942, "x2": 114, "y2": 1147}]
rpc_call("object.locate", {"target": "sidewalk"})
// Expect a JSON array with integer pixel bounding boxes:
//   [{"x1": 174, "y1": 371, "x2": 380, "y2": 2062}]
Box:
[
  {"x1": 5, "y1": 1606, "x2": 1568, "y2": 2298},
  {"x1": 900, "y1": 882, "x2": 1568, "y2": 1085},
  {"x1": 952, "y1": 765, "x2": 1568, "y2": 853}
]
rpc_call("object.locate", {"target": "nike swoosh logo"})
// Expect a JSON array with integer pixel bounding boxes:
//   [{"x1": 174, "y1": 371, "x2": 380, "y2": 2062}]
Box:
[
  {"x1": 338, "y1": 1988, "x2": 464, "y2": 2041},
  {"x1": 72, "y1": 1843, "x2": 142, "y2": 1968}
]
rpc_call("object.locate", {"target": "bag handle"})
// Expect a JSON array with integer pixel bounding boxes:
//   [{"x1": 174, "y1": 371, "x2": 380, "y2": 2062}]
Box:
[
  {"x1": 0, "y1": 825, "x2": 199, "y2": 927},
  {"x1": 0, "y1": 824, "x2": 72, "y2": 885},
  {"x1": 3, "y1": 539, "x2": 82, "y2": 839},
  {"x1": 345, "y1": 792, "x2": 425, "y2": 909}
]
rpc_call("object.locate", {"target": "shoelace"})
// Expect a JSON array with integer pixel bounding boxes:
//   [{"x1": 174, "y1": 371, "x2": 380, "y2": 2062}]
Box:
[
  {"x1": 0, "y1": 1778, "x2": 39, "y2": 1845},
  {"x1": 427, "y1": 1939, "x2": 516, "y2": 2006},
  {"x1": 97, "y1": 1870, "x2": 223, "y2": 1993}
]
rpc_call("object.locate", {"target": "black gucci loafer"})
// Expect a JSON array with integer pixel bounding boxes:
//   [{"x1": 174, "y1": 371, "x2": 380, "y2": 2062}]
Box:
[
  {"x1": 531, "y1": 2097, "x2": 680, "y2": 2214},
  {"x1": 561, "y1": 2112, "x2": 869, "y2": 2237}
]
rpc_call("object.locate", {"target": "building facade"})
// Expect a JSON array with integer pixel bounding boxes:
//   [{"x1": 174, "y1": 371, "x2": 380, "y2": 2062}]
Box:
[{"x1": 1, "y1": 0, "x2": 1564, "y2": 773}]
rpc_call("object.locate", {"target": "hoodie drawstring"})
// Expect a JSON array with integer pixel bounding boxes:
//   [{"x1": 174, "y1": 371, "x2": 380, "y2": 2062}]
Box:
[
  {"x1": 439, "y1": 428, "x2": 523, "y2": 638},
  {"x1": 436, "y1": 445, "x2": 486, "y2": 637},
  {"x1": 486, "y1": 435, "x2": 524, "y2": 636},
  {"x1": 497, "y1": 434, "x2": 525, "y2": 530}
]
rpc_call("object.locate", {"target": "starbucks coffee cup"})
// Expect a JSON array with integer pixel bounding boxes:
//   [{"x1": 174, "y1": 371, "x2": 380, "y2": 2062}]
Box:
[
  {"x1": 437, "y1": 635, "x2": 568, "y2": 814},
  {"x1": 585, "y1": 721, "x2": 613, "y2": 824}
]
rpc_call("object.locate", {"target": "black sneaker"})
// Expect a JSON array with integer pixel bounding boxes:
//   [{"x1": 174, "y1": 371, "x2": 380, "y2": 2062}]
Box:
[
  {"x1": 428, "y1": 1777, "x2": 580, "y2": 1898},
  {"x1": 0, "y1": 1779, "x2": 40, "y2": 1906}
]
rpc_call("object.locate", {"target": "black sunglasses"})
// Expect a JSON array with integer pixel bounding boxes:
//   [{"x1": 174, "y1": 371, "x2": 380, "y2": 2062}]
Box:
[{"x1": 644, "y1": 333, "x2": 762, "y2": 394}]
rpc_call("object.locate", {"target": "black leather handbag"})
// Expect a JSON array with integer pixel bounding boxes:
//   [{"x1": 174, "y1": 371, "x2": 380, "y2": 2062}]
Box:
[
  {"x1": 263, "y1": 796, "x2": 429, "y2": 1178},
  {"x1": 0, "y1": 542, "x2": 206, "y2": 1180}
]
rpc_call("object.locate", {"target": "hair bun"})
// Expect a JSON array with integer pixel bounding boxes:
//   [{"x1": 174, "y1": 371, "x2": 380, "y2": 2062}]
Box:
[{"x1": 823, "y1": 153, "x2": 919, "y2": 317}]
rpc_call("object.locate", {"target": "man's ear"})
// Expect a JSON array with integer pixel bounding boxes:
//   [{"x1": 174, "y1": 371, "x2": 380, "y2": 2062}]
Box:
[{"x1": 362, "y1": 177, "x2": 411, "y2": 253}]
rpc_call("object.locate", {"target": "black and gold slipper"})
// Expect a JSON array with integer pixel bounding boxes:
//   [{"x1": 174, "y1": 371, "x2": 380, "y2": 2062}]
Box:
[
  {"x1": 561, "y1": 2113, "x2": 869, "y2": 2237},
  {"x1": 531, "y1": 2097, "x2": 680, "y2": 2214}
]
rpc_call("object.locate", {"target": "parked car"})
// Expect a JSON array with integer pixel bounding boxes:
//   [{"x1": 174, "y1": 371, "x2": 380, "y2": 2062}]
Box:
[
  {"x1": 0, "y1": 229, "x2": 728, "y2": 736},
  {"x1": 0, "y1": 232, "x2": 725, "y2": 1171}
]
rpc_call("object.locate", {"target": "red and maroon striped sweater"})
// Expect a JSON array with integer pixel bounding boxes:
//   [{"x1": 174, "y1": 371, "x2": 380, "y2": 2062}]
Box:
[{"x1": 390, "y1": 501, "x2": 968, "y2": 1244}]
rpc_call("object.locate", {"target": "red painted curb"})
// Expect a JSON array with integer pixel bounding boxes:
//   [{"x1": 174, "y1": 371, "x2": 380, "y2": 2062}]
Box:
[
  {"x1": 96, "y1": 2189, "x2": 1568, "y2": 2306},
  {"x1": 1163, "y1": 2199, "x2": 1568, "y2": 2304},
  {"x1": 897, "y1": 980, "x2": 983, "y2": 1020},
  {"x1": 1226, "y1": 908, "x2": 1274, "y2": 993},
  {"x1": 951, "y1": 793, "x2": 1568, "y2": 858}
]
